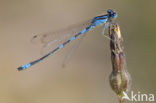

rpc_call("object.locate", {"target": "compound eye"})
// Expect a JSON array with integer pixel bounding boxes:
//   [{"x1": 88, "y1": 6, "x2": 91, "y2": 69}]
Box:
[
  {"x1": 107, "y1": 9, "x2": 114, "y2": 15},
  {"x1": 107, "y1": 9, "x2": 112, "y2": 14}
]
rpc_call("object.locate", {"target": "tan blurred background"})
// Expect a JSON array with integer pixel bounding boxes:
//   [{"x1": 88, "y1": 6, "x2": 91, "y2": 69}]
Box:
[{"x1": 0, "y1": 0, "x2": 156, "y2": 103}]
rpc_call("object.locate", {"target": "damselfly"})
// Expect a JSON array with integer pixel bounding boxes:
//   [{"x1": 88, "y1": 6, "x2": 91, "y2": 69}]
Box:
[{"x1": 17, "y1": 9, "x2": 117, "y2": 71}]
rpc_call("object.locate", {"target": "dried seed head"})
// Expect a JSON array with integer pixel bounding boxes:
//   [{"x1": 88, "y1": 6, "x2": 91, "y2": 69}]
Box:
[
  {"x1": 115, "y1": 24, "x2": 121, "y2": 40},
  {"x1": 109, "y1": 23, "x2": 131, "y2": 102}
]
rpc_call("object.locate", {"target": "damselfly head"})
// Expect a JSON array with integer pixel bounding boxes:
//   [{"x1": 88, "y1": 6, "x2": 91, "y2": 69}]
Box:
[{"x1": 107, "y1": 9, "x2": 117, "y2": 19}]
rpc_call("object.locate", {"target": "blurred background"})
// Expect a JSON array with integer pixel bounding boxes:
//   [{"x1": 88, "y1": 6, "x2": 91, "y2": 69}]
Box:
[{"x1": 0, "y1": 0, "x2": 155, "y2": 103}]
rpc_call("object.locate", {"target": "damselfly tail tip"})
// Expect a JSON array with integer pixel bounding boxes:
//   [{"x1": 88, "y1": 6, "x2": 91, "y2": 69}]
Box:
[
  {"x1": 17, "y1": 66, "x2": 25, "y2": 71},
  {"x1": 17, "y1": 63, "x2": 31, "y2": 71}
]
